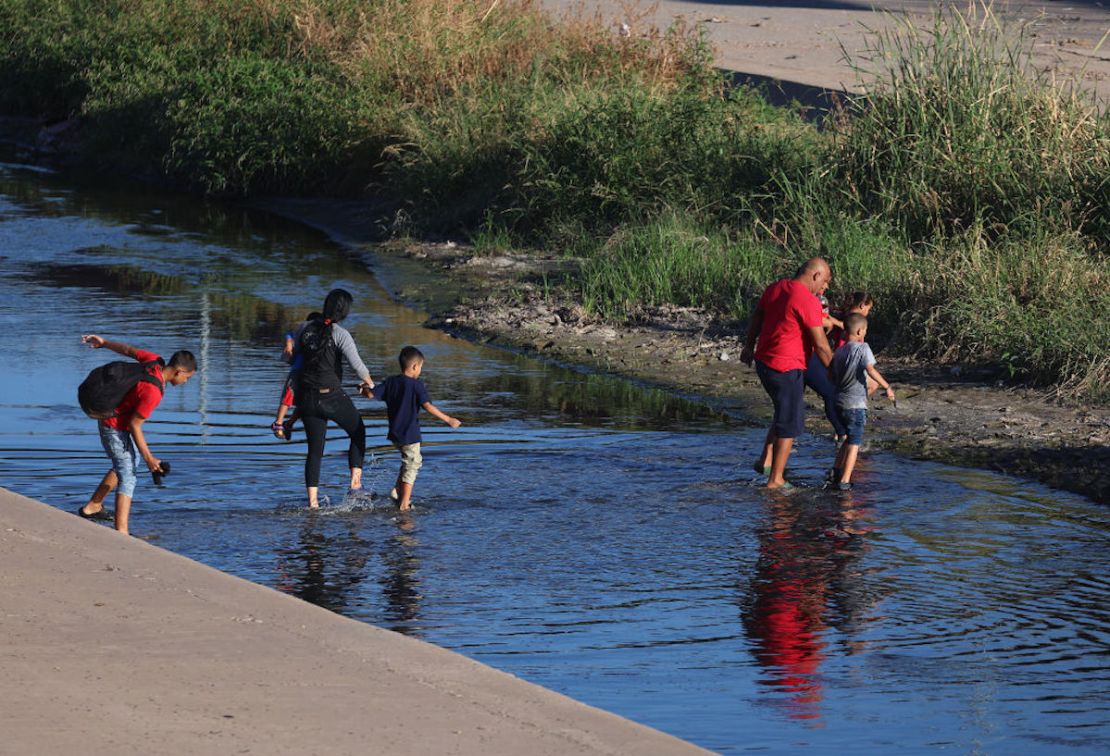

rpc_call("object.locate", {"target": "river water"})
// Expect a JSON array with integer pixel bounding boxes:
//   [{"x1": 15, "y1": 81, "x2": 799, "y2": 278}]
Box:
[{"x1": 1, "y1": 161, "x2": 1107, "y2": 754}]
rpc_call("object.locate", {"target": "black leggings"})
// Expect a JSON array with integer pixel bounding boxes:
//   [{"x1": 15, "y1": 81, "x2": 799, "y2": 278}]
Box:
[{"x1": 298, "y1": 389, "x2": 366, "y2": 488}]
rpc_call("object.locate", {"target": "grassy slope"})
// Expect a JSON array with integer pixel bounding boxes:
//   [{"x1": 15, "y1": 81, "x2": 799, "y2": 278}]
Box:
[{"x1": 1, "y1": 0, "x2": 1107, "y2": 399}]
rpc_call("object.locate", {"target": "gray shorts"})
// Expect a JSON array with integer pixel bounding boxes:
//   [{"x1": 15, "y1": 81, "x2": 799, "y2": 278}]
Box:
[{"x1": 396, "y1": 443, "x2": 423, "y2": 484}]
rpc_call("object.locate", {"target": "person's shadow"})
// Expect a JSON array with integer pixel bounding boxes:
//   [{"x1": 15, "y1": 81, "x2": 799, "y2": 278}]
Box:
[{"x1": 739, "y1": 490, "x2": 883, "y2": 721}]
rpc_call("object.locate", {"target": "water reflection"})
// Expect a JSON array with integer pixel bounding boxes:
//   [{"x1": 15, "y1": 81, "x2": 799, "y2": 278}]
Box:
[
  {"x1": 741, "y1": 490, "x2": 883, "y2": 722},
  {"x1": 275, "y1": 516, "x2": 371, "y2": 614},
  {"x1": 380, "y1": 513, "x2": 422, "y2": 635}
]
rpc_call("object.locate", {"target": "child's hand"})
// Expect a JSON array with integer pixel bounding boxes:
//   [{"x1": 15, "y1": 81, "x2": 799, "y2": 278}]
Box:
[
  {"x1": 885, "y1": 386, "x2": 896, "y2": 402},
  {"x1": 82, "y1": 334, "x2": 105, "y2": 349},
  {"x1": 447, "y1": 417, "x2": 462, "y2": 429}
]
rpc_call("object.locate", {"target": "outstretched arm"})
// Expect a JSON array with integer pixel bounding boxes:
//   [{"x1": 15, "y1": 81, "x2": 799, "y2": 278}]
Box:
[
  {"x1": 82, "y1": 334, "x2": 139, "y2": 359},
  {"x1": 865, "y1": 364, "x2": 896, "y2": 402},
  {"x1": 422, "y1": 401, "x2": 461, "y2": 429},
  {"x1": 331, "y1": 326, "x2": 373, "y2": 389}
]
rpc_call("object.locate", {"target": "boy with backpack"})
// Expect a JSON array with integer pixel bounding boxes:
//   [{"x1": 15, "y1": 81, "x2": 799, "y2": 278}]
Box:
[{"x1": 77, "y1": 334, "x2": 197, "y2": 535}]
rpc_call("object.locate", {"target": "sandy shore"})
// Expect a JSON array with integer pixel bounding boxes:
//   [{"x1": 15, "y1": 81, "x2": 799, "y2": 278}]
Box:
[
  {"x1": 542, "y1": 0, "x2": 1110, "y2": 105},
  {"x1": 0, "y1": 487, "x2": 703, "y2": 755}
]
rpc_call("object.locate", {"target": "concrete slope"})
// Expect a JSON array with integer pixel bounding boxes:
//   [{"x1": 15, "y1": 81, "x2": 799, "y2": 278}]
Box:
[{"x1": 0, "y1": 488, "x2": 705, "y2": 756}]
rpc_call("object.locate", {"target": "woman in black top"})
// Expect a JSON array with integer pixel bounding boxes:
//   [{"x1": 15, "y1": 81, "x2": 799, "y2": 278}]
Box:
[{"x1": 293, "y1": 288, "x2": 374, "y2": 508}]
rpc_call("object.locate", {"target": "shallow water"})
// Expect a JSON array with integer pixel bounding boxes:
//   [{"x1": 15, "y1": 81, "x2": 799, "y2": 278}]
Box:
[{"x1": 1, "y1": 162, "x2": 1107, "y2": 754}]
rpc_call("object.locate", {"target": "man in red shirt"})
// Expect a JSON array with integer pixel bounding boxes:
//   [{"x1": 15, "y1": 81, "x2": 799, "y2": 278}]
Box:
[
  {"x1": 77, "y1": 334, "x2": 197, "y2": 535},
  {"x1": 740, "y1": 258, "x2": 834, "y2": 489}
]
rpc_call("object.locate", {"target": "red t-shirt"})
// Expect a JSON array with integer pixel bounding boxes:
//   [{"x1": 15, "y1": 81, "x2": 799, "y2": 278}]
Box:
[
  {"x1": 101, "y1": 349, "x2": 165, "y2": 431},
  {"x1": 754, "y1": 279, "x2": 824, "y2": 372}
]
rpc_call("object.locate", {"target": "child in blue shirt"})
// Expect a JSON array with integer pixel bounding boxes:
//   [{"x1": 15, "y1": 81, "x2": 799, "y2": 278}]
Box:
[
  {"x1": 271, "y1": 311, "x2": 320, "y2": 441},
  {"x1": 369, "y1": 346, "x2": 461, "y2": 510}
]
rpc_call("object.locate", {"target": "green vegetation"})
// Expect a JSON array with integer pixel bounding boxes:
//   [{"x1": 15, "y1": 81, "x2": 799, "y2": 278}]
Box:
[{"x1": 1, "y1": 1, "x2": 1107, "y2": 399}]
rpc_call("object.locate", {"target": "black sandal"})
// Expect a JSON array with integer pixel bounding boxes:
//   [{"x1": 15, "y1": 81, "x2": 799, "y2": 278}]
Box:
[{"x1": 77, "y1": 505, "x2": 112, "y2": 521}]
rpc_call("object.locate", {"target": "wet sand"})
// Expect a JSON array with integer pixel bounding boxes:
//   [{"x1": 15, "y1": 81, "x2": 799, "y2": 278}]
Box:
[
  {"x1": 542, "y1": 0, "x2": 1110, "y2": 104},
  {"x1": 0, "y1": 487, "x2": 703, "y2": 755}
]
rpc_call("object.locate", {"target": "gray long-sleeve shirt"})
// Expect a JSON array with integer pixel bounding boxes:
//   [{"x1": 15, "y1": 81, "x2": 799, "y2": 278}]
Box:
[{"x1": 294, "y1": 321, "x2": 371, "y2": 384}]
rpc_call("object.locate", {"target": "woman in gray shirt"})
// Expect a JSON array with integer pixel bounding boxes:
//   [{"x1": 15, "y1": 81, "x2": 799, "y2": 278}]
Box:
[{"x1": 293, "y1": 288, "x2": 374, "y2": 508}]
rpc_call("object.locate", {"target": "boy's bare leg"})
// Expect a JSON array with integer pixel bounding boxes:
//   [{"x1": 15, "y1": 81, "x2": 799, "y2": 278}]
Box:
[
  {"x1": 766, "y1": 437, "x2": 794, "y2": 488},
  {"x1": 839, "y1": 444, "x2": 861, "y2": 483},
  {"x1": 349, "y1": 467, "x2": 362, "y2": 491},
  {"x1": 81, "y1": 470, "x2": 118, "y2": 516},
  {"x1": 396, "y1": 482, "x2": 414, "y2": 511},
  {"x1": 306, "y1": 486, "x2": 319, "y2": 509},
  {"x1": 866, "y1": 377, "x2": 879, "y2": 396},
  {"x1": 113, "y1": 492, "x2": 131, "y2": 535}
]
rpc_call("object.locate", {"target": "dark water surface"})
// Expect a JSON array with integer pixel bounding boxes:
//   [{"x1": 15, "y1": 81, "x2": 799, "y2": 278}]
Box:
[{"x1": 1, "y1": 162, "x2": 1107, "y2": 754}]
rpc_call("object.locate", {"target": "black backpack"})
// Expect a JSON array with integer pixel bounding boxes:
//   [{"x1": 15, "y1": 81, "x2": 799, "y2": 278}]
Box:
[
  {"x1": 296, "y1": 319, "x2": 338, "y2": 374},
  {"x1": 78, "y1": 359, "x2": 165, "y2": 419}
]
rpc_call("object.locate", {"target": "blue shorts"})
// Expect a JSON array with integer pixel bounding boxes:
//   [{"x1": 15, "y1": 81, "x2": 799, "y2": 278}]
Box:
[
  {"x1": 837, "y1": 407, "x2": 867, "y2": 446},
  {"x1": 99, "y1": 423, "x2": 139, "y2": 497},
  {"x1": 756, "y1": 361, "x2": 806, "y2": 439}
]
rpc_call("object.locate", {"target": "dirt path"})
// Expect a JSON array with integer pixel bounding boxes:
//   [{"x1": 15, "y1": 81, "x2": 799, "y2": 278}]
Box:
[{"x1": 541, "y1": 0, "x2": 1110, "y2": 105}]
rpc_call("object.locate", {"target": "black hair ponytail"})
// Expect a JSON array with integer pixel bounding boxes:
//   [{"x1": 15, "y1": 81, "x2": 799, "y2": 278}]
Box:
[{"x1": 322, "y1": 288, "x2": 353, "y2": 324}]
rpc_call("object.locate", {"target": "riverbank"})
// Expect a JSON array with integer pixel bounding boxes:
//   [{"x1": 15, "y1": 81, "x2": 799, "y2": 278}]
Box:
[
  {"x1": 0, "y1": 486, "x2": 703, "y2": 755},
  {"x1": 254, "y1": 197, "x2": 1110, "y2": 505}
]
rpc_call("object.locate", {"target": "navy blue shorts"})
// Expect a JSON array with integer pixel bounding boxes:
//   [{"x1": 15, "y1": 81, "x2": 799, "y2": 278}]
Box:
[
  {"x1": 837, "y1": 407, "x2": 867, "y2": 446},
  {"x1": 756, "y1": 361, "x2": 806, "y2": 439}
]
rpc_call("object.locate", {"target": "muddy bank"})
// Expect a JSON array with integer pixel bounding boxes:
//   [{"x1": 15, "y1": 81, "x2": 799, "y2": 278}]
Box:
[{"x1": 255, "y1": 198, "x2": 1109, "y2": 504}]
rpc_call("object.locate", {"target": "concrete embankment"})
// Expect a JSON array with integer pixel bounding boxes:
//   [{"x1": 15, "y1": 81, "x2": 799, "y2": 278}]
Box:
[{"x1": 0, "y1": 487, "x2": 704, "y2": 755}]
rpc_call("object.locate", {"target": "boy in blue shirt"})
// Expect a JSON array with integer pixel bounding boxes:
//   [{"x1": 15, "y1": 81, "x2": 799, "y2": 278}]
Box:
[
  {"x1": 829, "y1": 313, "x2": 895, "y2": 490},
  {"x1": 368, "y1": 346, "x2": 461, "y2": 510}
]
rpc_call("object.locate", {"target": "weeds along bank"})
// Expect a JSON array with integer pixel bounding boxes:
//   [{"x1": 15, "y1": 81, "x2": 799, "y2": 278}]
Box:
[{"x1": 1, "y1": 1, "x2": 1107, "y2": 401}]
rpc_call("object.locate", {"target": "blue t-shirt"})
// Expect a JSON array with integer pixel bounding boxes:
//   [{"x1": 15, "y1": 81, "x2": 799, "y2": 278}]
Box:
[{"x1": 372, "y1": 375, "x2": 431, "y2": 445}]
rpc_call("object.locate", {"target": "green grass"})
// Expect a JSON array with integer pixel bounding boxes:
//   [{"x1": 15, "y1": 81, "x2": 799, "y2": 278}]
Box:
[{"x1": 1, "y1": 0, "x2": 1107, "y2": 400}]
